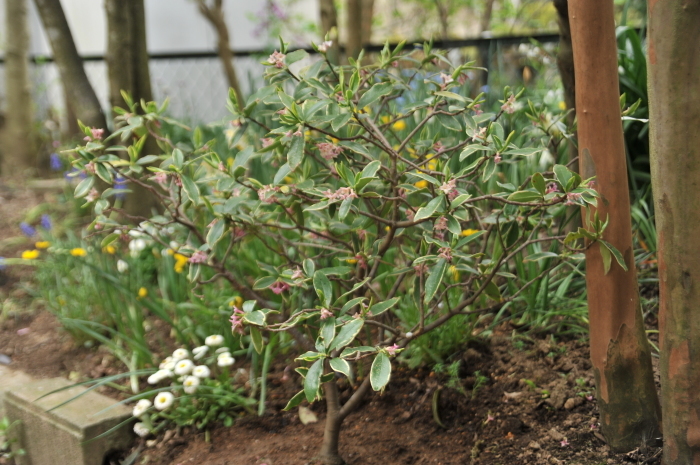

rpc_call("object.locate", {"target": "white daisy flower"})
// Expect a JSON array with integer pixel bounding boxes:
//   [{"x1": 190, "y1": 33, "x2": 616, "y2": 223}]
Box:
[
  {"x1": 183, "y1": 376, "x2": 200, "y2": 394},
  {"x1": 192, "y1": 345, "x2": 209, "y2": 360},
  {"x1": 117, "y1": 259, "x2": 129, "y2": 273},
  {"x1": 133, "y1": 422, "x2": 150, "y2": 438},
  {"x1": 172, "y1": 348, "x2": 189, "y2": 361},
  {"x1": 216, "y1": 351, "x2": 232, "y2": 359},
  {"x1": 154, "y1": 392, "x2": 175, "y2": 410},
  {"x1": 192, "y1": 365, "x2": 211, "y2": 379},
  {"x1": 205, "y1": 335, "x2": 224, "y2": 347},
  {"x1": 129, "y1": 238, "x2": 147, "y2": 256},
  {"x1": 217, "y1": 355, "x2": 235, "y2": 367},
  {"x1": 159, "y1": 357, "x2": 173, "y2": 370},
  {"x1": 132, "y1": 399, "x2": 152, "y2": 418},
  {"x1": 174, "y1": 359, "x2": 194, "y2": 375}
]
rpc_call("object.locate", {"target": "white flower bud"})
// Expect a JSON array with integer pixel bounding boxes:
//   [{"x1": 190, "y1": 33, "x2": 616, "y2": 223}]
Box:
[
  {"x1": 117, "y1": 259, "x2": 129, "y2": 273},
  {"x1": 133, "y1": 422, "x2": 150, "y2": 437},
  {"x1": 132, "y1": 399, "x2": 151, "y2": 417},
  {"x1": 172, "y1": 348, "x2": 189, "y2": 361}
]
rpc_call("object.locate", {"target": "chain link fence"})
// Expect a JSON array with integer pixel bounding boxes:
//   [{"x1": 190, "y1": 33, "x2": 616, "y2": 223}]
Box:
[{"x1": 0, "y1": 34, "x2": 563, "y2": 130}]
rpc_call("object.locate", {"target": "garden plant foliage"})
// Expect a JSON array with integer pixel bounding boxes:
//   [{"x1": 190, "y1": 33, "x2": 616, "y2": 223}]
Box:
[{"x1": 65, "y1": 40, "x2": 617, "y2": 425}]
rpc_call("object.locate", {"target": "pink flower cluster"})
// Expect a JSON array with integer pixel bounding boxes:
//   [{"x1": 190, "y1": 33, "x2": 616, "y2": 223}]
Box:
[
  {"x1": 434, "y1": 216, "x2": 448, "y2": 231},
  {"x1": 437, "y1": 247, "x2": 452, "y2": 261},
  {"x1": 258, "y1": 185, "x2": 280, "y2": 203},
  {"x1": 189, "y1": 250, "x2": 208, "y2": 264},
  {"x1": 84, "y1": 127, "x2": 105, "y2": 142},
  {"x1": 154, "y1": 172, "x2": 168, "y2": 185},
  {"x1": 545, "y1": 182, "x2": 559, "y2": 194},
  {"x1": 501, "y1": 95, "x2": 517, "y2": 114},
  {"x1": 229, "y1": 306, "x2": 245, "y2": 334},
  {"x1": 270, "y1": 281, "x2": 290, "y2": 294},
  {"x1": 317, "y1": 142, "x2": 343, "y2": 160},
  {"x1": 323, "y1": 187, "x2": 357, "y2": 201},
  {"x1": 268, "y1": 50, "x2": 286, "y2": 68},
  {"x1": 564, "y1": 192, "x2": 583, "y2": 206},
  {"x1": 261, "y1": 137, "x2": 275, "y2": 148},
  {"x1": 440, "y1": 72, "x2": 454, "y2": 89},
  {"x1": 318, "y1": 41, "x2": 333, "y2": 53},
  {"x1": 439, "y1": 179, "x2": 459, "y2": 200},
  {"x1": 320, "y1": 308, "x2": 333, "y2": 320}
]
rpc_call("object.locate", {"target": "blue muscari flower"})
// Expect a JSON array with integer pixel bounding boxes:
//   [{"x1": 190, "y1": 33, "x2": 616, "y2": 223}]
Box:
[
  {"x1": 19, "y1": 222, "x2": 36, "y2": 237},
  {"x1": 0, "y1": 257, "x2": 6, "y2": 271},
  {"x1": 41, "y1": 214, "x2": 52, "y2": 230},
  {"x1": 49, "y1": 153, "x2": 62, "y2": 171},
  {"x1": 114, "y1": 175, "x2": 127, "y2": 200},
  {"x1": 480, "y1": 85, "x2": 490, "y2": 93}
]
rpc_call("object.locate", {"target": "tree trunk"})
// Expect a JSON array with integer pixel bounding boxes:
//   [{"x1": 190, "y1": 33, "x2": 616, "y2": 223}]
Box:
[
  {"x1": 105, "y1": 0, "x2": 153, "y2": 110},
  {"x1": 33, "y1": 0, "x2": 108, "y2": 132},
  {"x1": 568, "y1": 0, "x2": 661, "y2": 451},
  {"x1": 475, "y1": 0, "x2": 495, "y2": 94},
  {"x1": 196, "y1": 0, "x2": 243, "y2": 103},
  {"x1": 648, "y1": 2, "x2": 700, "y2": 463},
  {"x1": 346, "y1": 0, "x2": 362, "y2": 60},
  {"x1": 2, "y1": 0, "x2": 35, "y2": 178},
  {"x1": 361, "y1": 0, "x2": 375, "y2": 46},
  {"x1": 319, "y1": 0, "x2": 340, "y2": 64},
  {"x1": 105, "y1": 0, "x2": 157, "y2": 217}
]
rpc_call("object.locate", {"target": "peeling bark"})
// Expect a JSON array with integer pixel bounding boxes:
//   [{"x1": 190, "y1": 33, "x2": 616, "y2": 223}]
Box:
[
  {"x1": 568, "y1": 0, "x2": 661, "y2": 451},
  {"x1": 648, "y1": 1, "x2": 700, "y2": 463}
]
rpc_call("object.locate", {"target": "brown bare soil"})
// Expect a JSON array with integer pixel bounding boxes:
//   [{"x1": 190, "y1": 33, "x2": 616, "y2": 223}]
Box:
[{"x1": 0, "y1": 184, "x2": 662, "y2": 465}]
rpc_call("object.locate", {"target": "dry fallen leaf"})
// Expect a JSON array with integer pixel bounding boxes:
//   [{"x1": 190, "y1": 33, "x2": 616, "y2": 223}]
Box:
[{"x1": 299, "y1": 406, "x2": 318, "y2": 425}]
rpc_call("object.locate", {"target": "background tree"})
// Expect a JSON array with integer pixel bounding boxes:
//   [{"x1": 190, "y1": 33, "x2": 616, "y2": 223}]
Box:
[
  {"x1": 568, "y1": 0, "x2": 661, "y2": 451},
  {"x1": 648, "y1": 2, "x2": 700, "y2": 464},
  {"x1": 33, "y1": 0, "x2": 108, "y2": 133},
  {"x1": 2, "y1": 0, "x2": 35, "y2": 178},
  {"x1": 105, "y1": 0, "x2": 157, "y2": 216},
  {"x1": 195, "y1": 0, "x2": 243, "y2": 103},
  {"x1": 346, "y1": 0, "x2": 363, "y2": 59},
  {"x1": 319, "y1": 0, "x2": 339, "y2": 63},
  {"x1": 104, "y1": 0, "x2": 153, "y2": 110}
]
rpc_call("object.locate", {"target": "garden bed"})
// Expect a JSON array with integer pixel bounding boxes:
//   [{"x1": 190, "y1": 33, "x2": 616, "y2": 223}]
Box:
[{"x1": 0, "y1": 310, "x2": 661, "y2": 465}]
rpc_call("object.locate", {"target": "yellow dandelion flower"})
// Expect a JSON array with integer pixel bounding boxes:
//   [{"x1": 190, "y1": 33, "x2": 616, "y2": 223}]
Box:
[
  {"x1": 35, "y1": 241, "x2": 50, "y2": 249},
  {"x1": 414, "y1": 180, "x2": 428, "y2": 189},
  {"x1": 346, "y1": 259, "x2": 358, "y2": 264},
  {"x1": 558, "y1": 101, "x2": 567, "y2": 111},
  {"x1": 229, "y1": 296, "x2": 244, "y2": 308},
  {"x1": 380, "y1": 115, "x2": 391, "y2": 124},
  {"x1": 392, "y1": 120, "x2": 407, "y2": 131},
  {"x1": 384, "y1": 226, "x2": 391, "y2": 232},
  {"x1": 21, "y1": 249, "x2": 40, "y2": 260},
  {"x1": 461, "y1": 229, "x2": 480, "y2": 237},
  {"x1": 138, "y1": 287, "x2": 148, "y2": 298},
  {"x1": 449, "y1": 265, "x2": 460, "y2": 281},
  {"x1": 174, "y1": 253, "x2": 189, "y2": 273},
  {"x1": 330, "y1": 137, "x2": 339, "y2": 144},
  {"x1": 70, "y1": 248, "x2": 87, "y2": 257},
  {"x1": 102, "y1": 245, "x2": 116, "y2": 254}
]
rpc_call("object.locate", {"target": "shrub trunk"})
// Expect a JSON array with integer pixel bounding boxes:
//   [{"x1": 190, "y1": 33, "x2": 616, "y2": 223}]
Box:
[{"x1": 568, "y1": 0, "x2": 661, "y2": 451}]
